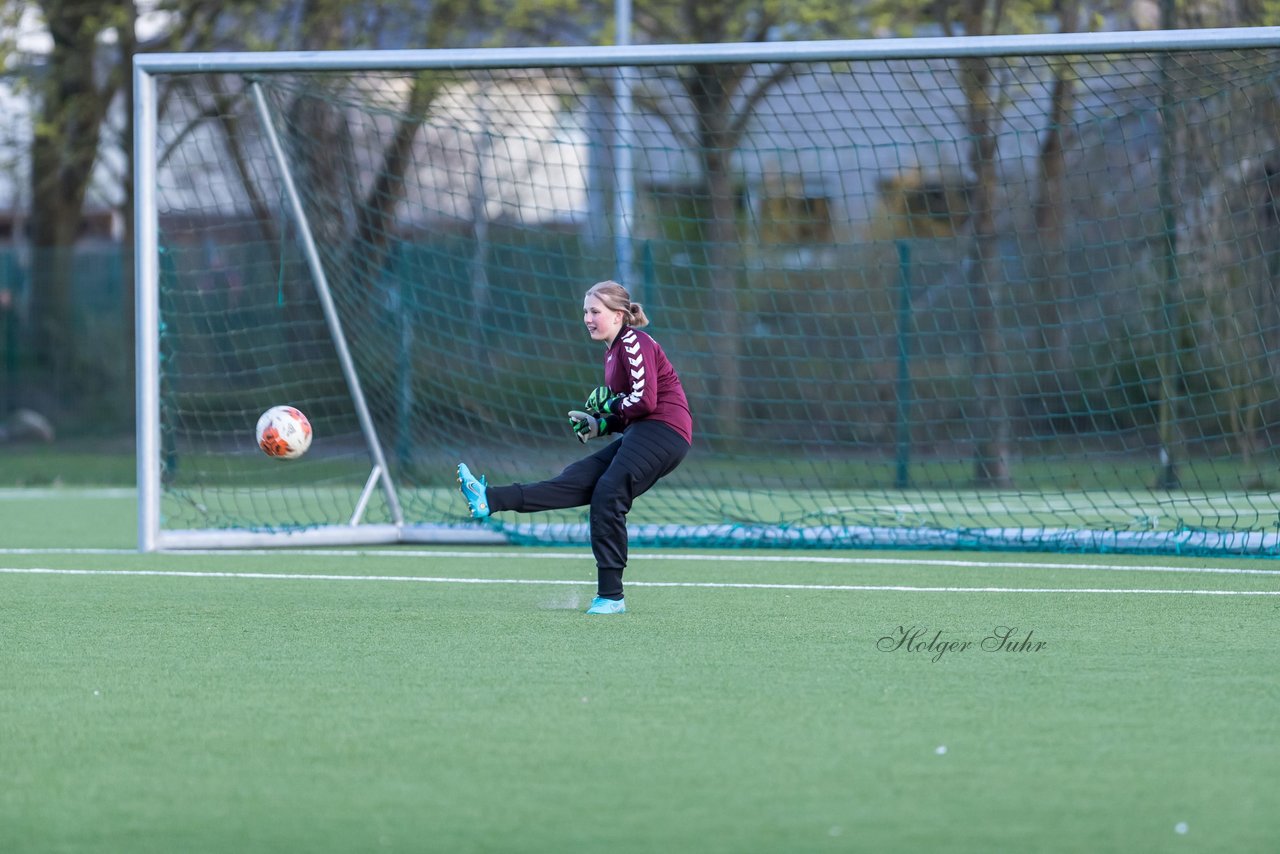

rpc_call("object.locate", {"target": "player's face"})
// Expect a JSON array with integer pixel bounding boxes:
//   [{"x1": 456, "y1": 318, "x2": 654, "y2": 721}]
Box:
[{"x1": 583, "y1": 296, "x2": 624, "y2": 343}]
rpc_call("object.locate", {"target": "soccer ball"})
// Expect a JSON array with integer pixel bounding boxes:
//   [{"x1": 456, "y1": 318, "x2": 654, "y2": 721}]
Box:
[{"x1": 256, "y1": 405, "x2": 313, "y2": 459}]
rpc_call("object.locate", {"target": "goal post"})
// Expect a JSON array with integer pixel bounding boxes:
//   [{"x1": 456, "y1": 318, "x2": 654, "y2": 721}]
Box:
[{"x1": 136, "y1": 28, "x2": 1280, "y2": 554}]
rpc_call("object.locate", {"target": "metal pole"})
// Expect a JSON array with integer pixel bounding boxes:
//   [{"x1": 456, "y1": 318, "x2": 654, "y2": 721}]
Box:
[
  {"x1": 135, "y1": 28, "x2": 1280, "y2": 75},
  {"x1": 894, "y1": 240, "x2": 913, "y2": 489},
  {"x1": 250, "y1": 81, "x2": 405, "y2": 526},
  {"x1": 1154, "y1": 0, "x2": 1182, "y2": 490},
  {"x1": 613, "y1": 0, "x2": 637, "y2": 293},
  {"x1": 134, "y1": 62, "x2": 161, "y2": 552}
]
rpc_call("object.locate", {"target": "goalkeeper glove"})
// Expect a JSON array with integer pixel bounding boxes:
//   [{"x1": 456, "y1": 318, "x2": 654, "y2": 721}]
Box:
[
  {"x1": 584, "y1": 386, "x2": 624, "y2": 415},
  {"x1": 568, "y1": 410, "x2": 608, "y2": 443}
]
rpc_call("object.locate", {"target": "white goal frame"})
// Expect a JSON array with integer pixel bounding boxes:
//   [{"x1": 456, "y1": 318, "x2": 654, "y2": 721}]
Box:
[{"x1": 135, "y1": 27, "x2": 1280, "y2": 552}]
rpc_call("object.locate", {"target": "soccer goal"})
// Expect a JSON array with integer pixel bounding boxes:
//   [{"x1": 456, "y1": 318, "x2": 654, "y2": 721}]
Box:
[{"x1": 136, "y1": 28, "x2": 1280, "y2": 554}]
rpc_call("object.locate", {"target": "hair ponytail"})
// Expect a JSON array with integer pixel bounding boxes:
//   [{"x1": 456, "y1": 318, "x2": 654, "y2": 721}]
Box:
[
  {"x1": 586, "y1": 280, "x2": 650, "y2": 328},
  {"x1": 627, "y1": 301, "x2": 650, "y2": 328}
]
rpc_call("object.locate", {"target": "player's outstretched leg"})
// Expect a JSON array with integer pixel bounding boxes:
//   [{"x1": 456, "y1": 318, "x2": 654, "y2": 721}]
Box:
[{"x1": 457, "y1": 463, "x2": 490, "y2": 519}]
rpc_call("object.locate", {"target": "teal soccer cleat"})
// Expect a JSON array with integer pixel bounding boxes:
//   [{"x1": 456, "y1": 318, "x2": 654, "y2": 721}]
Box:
[
  {"x1": 585, "y1": 596, "x2": 626, "y2": 615},
  {"x1": 456, "y1": 463, "x2": 490, "y2": 519}
]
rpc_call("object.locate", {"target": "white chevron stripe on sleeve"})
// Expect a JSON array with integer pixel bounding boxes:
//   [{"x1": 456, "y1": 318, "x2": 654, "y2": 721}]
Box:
[
  {"x1": 622, "y1": 375, "x2": 645, "y2": 408},
  {"x1": 620, "y1": 331, "x2": 645, "y2": 410}
]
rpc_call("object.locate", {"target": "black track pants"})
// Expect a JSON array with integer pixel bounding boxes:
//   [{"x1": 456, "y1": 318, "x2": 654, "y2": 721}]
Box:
[{"x1": 485, "y1": 420, "x2": 690, "y2": 598}]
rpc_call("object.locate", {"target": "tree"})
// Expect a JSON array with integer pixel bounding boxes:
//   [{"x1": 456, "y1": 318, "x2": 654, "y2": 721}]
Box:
[
  {"x1": 17, "y1": 0, "x2": 258, "y2": 415},
  {"x1": 27, "y1": 0, "x2": 133, "y2": 397},
  {"x1": 8, "y1": 0, "x2": 514, "y2": 426},
  {"x1": 516, "y1": 0, "x2": 856, "y2": 442},
  {"x1": 278, "y1": 0, "x2": 472, "y2": 308},
  {"x1": 1150, "y1": 0, "x2": 1280, "y2": 488},
  {"x1": 865, "y1": 0, "x2": 1075, "y2": 487},
  {"x1": 1030, "y1": 1, "x2": 1080, "y2": 423}
]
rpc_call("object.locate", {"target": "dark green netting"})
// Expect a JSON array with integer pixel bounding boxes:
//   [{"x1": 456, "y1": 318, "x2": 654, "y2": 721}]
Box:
[{"x1": 150, "y1": 48, "x2": 1280, "y2": 554}]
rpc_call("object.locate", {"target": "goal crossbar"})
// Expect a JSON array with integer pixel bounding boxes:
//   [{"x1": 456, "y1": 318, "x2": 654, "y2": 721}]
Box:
[{"x1": 136, "y1": 28, "x2": 1280, "y2": 555}]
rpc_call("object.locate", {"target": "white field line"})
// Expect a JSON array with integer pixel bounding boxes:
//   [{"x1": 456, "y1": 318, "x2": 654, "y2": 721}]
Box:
[
  {"x1": 1, "y1": 566, "x2": 1278, "y2": 596},
  {"x1": 0, "y1": 488, "x2": 134, "y2": 499},
  {"x1": 3, "y1": 547, "x2": 1280, "y2": 577}
]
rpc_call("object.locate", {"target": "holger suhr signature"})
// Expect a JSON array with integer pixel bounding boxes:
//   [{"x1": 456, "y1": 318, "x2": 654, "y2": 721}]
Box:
[{"x1": 877, "y1": 625, "x2": 1047, "y2": 663}]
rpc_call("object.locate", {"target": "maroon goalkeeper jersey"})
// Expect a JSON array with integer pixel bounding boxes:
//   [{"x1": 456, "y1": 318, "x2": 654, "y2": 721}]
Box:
[{"x1": 603, "y1": 326, "x2": 693, "y2": 444}]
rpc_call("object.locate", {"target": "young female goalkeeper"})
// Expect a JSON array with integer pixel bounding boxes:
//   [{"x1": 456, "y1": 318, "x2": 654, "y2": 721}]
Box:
[{"x1": 456, "y1": 280, "x2": 693, "y2": 615}]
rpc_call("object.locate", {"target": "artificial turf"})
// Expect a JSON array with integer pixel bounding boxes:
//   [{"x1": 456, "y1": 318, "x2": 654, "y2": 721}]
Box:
[{"x1": 1, "y1": 491, "x2": 1277, "y2": 852}]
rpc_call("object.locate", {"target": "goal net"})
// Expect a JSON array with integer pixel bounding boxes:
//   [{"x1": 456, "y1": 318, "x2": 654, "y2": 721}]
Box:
[{"x1": 136, "y1": 30, "x2": 1280, "y2": 554}]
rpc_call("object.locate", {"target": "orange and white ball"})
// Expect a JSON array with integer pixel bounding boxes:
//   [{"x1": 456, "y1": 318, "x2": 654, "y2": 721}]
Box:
[{"x1": 255, "y1": 405, "x2": 313, "y2": 459}]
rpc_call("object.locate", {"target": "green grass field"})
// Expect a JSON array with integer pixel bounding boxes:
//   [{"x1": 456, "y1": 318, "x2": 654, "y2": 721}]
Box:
[{"x1": 2, "y1": 488, "x2": 1278, "y2": 852}]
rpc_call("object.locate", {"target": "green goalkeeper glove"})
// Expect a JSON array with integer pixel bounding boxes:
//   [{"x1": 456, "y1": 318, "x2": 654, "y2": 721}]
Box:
[
  {"x1": 568, "y1": 410, "x2": 608, "y2": 443},
  {"x1": 584, "y1": 386, "x2": 623, "y2": 414}
]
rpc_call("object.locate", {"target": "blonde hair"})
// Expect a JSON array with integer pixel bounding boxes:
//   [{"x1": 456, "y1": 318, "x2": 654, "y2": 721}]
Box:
[{"x1": 585, "y1": 280, "x2": 649, "y2": 328}]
